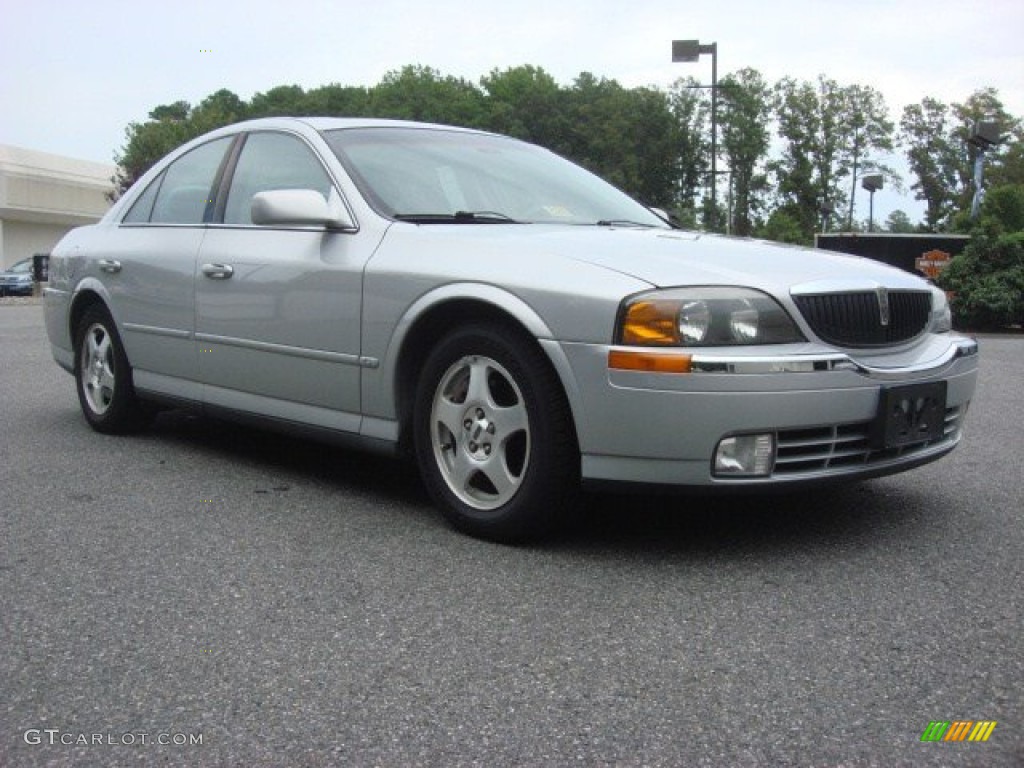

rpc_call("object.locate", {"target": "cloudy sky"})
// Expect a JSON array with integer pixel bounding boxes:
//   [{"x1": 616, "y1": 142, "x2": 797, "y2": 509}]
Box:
[{"x1": 1, "y1": 0, "x2": 1021, "y2": 220}]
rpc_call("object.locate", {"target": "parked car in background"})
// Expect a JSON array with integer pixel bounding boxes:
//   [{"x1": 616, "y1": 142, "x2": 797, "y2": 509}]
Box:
[
  {"x1": 0, "y1": 257, "x2": 35, "y2": 296},
  {"x1": 43, "y1": 117, "x2": 979, "y2": 541}
]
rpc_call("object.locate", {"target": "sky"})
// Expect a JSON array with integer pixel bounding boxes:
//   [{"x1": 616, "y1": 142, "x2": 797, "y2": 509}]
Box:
[{"x1": 1, "y1": 0, "x2": 1022, "y2": 223}]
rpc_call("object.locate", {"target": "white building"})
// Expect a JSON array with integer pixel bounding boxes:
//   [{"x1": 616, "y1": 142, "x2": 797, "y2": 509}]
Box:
[{"x1": 0, "y1": 144, "x2": 115, "y2": 269}]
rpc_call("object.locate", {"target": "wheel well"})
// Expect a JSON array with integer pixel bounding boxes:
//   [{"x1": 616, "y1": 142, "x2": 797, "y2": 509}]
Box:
[
  {"x1": 394, "y1": 299, "x2": 564, "y2": 453},
  {"x1": 69, "y1": 291, "x2": 106, "y2": 348}
]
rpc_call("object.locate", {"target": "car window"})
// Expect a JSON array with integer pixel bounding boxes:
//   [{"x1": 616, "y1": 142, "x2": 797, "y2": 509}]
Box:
[
  {"x1": 122, "y1": 171, "x2": 164, "y2": 223},
  {"x1": 10, "y1": 259, "x2": 33, "y2": 274},
  {"x1": 223, "y1": 132, "x2": 333, "y2": 225},
  {"x1": 324, "y1": 127, "x2": 666, "y2": 227},
  {"x1": 148, "y1": 137, "x2": 233, "y2": 225}
]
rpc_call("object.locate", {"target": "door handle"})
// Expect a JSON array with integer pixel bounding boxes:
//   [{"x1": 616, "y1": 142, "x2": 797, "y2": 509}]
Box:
[
  {"x1": 201, "y1": 263, "x2": 234, "y2": 279},
  {"x1": 98, "y1": 259, "x2": 122, "y2": 274}
]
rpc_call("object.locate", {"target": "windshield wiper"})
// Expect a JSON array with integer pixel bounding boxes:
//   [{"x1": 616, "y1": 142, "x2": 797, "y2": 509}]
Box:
[
  {"x1": 594, "y1": 219, "x2": 656, "y2": 228},
  {"x1": 394, "y1": 211, "x2": 521, "y2": 224}
]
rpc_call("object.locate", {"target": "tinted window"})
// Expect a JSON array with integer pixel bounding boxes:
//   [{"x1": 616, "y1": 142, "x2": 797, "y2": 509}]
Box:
[
  {"x1": 224, "y1": 132, "x2": 333, "y2": 225},
  {"x1": 122, "y1": 171, "x2": 164, "y2": 223},
  {"x1": 149, "y1": 137, "x2": 232, "y2": 224}
]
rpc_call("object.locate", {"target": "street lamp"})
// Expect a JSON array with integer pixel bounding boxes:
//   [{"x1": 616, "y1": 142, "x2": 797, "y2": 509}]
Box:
[
  {"x1": 968, "y1": 120, "x2": 1001, "y2": 220},
  {"x1": 819, "y1": 200, "x2": 836, "y2": 234},
  {"x1": 672, "y1": 39, "x2": 718, "y2": 227},
  {"x1": 861, "y1": 174, "x2": 883, "y2": 232}
]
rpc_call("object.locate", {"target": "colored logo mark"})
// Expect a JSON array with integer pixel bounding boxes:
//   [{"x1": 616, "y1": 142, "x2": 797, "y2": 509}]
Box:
[{"x1": 920, "y1": 720, "x2": 997, "y2": 742}]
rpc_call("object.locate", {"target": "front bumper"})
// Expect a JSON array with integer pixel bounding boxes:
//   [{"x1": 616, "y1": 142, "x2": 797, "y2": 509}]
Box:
[{"x1": 554, "y1": 334, "x2": 978, "y2": 488}]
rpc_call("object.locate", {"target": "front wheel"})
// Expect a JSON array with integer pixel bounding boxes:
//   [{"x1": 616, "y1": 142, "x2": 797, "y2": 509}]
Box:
[
  {"x1": 413, "y1": 324, "x2": 579, "y2": 542},
  {"x1": 74, "y1": 305, "x2": 153, "y2": 434}
]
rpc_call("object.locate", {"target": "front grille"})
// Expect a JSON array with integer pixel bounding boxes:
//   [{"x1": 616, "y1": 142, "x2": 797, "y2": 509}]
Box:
[
  {"x1": 772, "y1": 405, "x2": 963, "y2": 476},
  {"x1": 794, "y1": 291, "x2": 931, "y2": 347}
]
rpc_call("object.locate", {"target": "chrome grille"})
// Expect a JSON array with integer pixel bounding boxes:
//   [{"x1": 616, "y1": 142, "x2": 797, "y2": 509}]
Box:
[
  {"x1": 772, "y1": 405, "x2": 963, "y2": 476},
  {"x1": 793, "y1": 291, "x2": 931, "y2": 347}
]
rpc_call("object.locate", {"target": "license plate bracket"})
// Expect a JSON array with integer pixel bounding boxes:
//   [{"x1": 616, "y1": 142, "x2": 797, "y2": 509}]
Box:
[{"x1": 872, "y1": 381, "x2": 948, "y2": 449}]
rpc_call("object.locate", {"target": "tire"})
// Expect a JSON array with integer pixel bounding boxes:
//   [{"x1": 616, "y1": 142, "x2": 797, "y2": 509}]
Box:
[
  {"x1": 74, "y1": 305, "x2": 153, "y2": 434},
  {"x1": 413, "y1": 323, "x2": 579, "y2": 542}
]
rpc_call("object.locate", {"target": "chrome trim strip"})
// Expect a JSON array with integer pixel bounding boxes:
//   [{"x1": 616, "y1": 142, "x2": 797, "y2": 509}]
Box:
[
  {"x1": 687, "y1": 338, "x2": 978, "y2": 378},
  {"x1": 194, "y1": 332, "x2": 362, "y2": 365},
  {"x1": 123, "y1": 322, "x2": 192, "y2": 340}
]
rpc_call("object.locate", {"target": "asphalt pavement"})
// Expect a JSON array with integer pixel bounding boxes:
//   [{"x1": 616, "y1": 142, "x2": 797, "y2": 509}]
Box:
[{"x1": 1, "y1": 303, "x2": 1021, "y2": 767}]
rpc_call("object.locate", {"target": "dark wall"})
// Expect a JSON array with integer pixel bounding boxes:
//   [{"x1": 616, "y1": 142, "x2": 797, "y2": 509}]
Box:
[{"x1": 815, "y1": 234, "x2": 970, "y2": 278}]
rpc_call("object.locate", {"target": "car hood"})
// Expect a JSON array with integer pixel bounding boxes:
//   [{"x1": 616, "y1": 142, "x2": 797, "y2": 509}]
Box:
[
  {"x1": 547, "y1": 226, "x2": 928, "y2": 293},
  {"x1": 405, "y1": 224, "x2": 930, "y2": 295}
]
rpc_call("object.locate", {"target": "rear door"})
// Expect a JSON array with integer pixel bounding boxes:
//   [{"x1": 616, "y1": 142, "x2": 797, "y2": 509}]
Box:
[{"x1": 112, "y1": 136, "x2": 233, "y2": 399}]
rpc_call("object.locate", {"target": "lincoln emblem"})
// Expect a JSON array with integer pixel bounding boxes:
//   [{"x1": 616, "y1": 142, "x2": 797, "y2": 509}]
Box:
[{"x1": 876, "y1": 286, "x2": 891, "y2": 326}]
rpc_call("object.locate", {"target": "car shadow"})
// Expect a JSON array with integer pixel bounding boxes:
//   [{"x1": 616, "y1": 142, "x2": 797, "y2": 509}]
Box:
[
  {"x1": 142, "y1": 409, "x2": 933, "y2": 557},
  {"x1": 557, "y1": 481, "x2": 927, "y2": 558},
  {"x1": 148, "y1": 409, "x2": 430, "y2": 507}
]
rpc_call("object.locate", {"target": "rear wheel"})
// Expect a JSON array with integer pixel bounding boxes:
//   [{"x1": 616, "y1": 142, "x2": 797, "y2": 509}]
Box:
[
  {"x1": 413, "y1": 324, "x2": 578, "y2": 542},
  {"x1": 74, "y1": 305, "x2": 153, "y2": 433}
]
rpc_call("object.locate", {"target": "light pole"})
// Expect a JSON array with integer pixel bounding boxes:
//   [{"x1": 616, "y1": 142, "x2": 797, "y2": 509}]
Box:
[
  {"x1": 861, "y1": 174, "x2": 883, "y2": 232},
  {"x1": 968, "y1": 120, "x2": 1000, "y2": 220},
  {"x1": 672, "y1": 39, "x2": 718, "y2": 228},
  {"x1": 819, "y1": 200, "x2": 835, "y2": 234}
]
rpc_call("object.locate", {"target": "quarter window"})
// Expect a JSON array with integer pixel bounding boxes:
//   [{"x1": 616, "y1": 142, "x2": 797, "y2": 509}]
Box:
[
  {"x1": 147, "y1": 137, "x2": 232, "y2": 224},
  {"x1": 122, "y1": 171, "x2": 163, "y2": 223},
  {"x1": 224, "y1": 132, "x2": 333, "y2": 225}
]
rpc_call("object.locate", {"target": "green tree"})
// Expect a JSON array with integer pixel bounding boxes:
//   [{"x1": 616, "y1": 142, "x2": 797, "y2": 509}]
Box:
[
  {"x1": 718, "y1": 68, "x2": 771, "y2": 236},
  {"x1": 191, "y1": 89, "x2": 247, "y2": 133},
  {"x1": 902, "y1": 89, "x2": 1022, "y2": 231},
  {"x1": 773, "y1": 76, "x2": 897, "y2": 243},
  {"x1": 772, "y1": 77, "x2": 834, "y2": 241},
  {"x1": 111, "y1": 101, "x2": 198, "y2": 198},
  {"x1": 951, "y1": 89, "x2": 1020, "y2": 203},
  {"x1": 757, "y1": 207, "x2": 805, "y2": 244},
  {"x1": 148, "y1": 101, "x2": 190, "y2": 122},
  {"x1": 884, "y1": 209, "x2": 916, "y2": 233},
  {"x1": 841, "y1": 84, "x2": 896, "y2": 229},
  {"x1": 900, "y1": 97, "x2": 960, "y2": 230},
  {"x1": 369, "y1": 65, "x2": 487, "y2": 127},
  {"x1": 480, "y1": 65, "x2": 569, "y2": 152},
  {"x1": 666, "y1": 77, "x2": 710, "y2": 226},
  {"x1": 249, "y1": 85, "x2": 309, "y2": 116},
  {"x1": 978, "y1": 184, "x2": 1024, "y2": 233},
  {"x1": 304, "y1": 84, "x2": 372, "y2": 116},
  {"x1": 559, "y1": 73, "x2": 678, "y2": 206},
  {"x1": 939, "y1": 227, "x2": 1024, "y2": 329}
]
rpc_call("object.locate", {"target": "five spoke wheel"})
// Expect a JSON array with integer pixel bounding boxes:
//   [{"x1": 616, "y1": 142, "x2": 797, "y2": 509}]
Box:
[
  {"x1": 414, "y1": 324, "x2": 579, "y2": 542},
  {"x1": 430, "y1": 355, "x2": 530, "y2": 510}
]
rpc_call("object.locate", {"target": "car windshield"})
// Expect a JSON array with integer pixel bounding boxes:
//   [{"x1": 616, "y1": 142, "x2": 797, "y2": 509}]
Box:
[
  {"x1": 323, "y1": 127, "x2": 668, "y2": 227},
  {"x1": 7, "y1": 259, "x2": 32, "y2": 274}
]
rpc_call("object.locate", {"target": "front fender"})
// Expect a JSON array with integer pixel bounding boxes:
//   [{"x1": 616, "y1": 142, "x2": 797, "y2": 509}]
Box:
[{"x1": 361, "y1": 282, "x2": 564, "y2": 431}]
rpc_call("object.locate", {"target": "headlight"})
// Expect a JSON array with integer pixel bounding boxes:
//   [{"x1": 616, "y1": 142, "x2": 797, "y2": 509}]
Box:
[
  {"x1": 617, "y1": 287, "x2": 804, "y2": 346},
  {"x1": 929, "y1": 285, "x2": 953, "y2": 333}
]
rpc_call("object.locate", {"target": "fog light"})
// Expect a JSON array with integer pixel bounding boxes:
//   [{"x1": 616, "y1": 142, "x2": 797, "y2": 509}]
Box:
[{"x1": 714, "y1": 433, "x2": 775, "y2": 477}]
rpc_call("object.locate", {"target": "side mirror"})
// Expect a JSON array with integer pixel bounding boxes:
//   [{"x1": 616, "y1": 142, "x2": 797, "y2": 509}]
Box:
[{"x1": 251, "y1": 188, "x2": 355, "y2": 229}]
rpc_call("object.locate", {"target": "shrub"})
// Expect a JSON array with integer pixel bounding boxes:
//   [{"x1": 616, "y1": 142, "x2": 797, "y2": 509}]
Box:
[{"x1": 939, "y1": 229, "x2": 1024, "y2": 329}]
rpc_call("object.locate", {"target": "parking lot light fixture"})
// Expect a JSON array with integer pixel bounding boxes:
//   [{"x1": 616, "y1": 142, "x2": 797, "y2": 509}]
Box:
[
  {"x1": 860, "y1": 174, "x2": 883, "y2": 232},
  {"x1": 672, "y1": 39, "x2": 718, "y2": 228}
]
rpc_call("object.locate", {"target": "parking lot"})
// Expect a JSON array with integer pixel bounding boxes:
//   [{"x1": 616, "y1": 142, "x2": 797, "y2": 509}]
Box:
[{"x1": 1, "y1": 301, "x2": 1021, "y2": 767}]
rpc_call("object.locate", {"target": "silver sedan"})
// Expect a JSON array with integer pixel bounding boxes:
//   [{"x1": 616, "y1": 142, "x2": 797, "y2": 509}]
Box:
[{"x1": 44, "y1": 117, "x2": 978, "y2": 541}]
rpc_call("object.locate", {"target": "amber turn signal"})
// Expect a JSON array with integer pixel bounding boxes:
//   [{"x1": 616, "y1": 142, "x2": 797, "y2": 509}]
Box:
[{"x1": 608, "y1": 349, "x2": 692, "y2": 373}]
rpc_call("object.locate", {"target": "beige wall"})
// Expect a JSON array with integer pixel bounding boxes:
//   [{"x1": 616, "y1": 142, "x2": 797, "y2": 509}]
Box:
[
  {"x1": 2, "y1": 219, "x2": 73, "y2": 268},
  {"x1": 0, "y1": 144, "x2": 114, "y2": 268}
]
